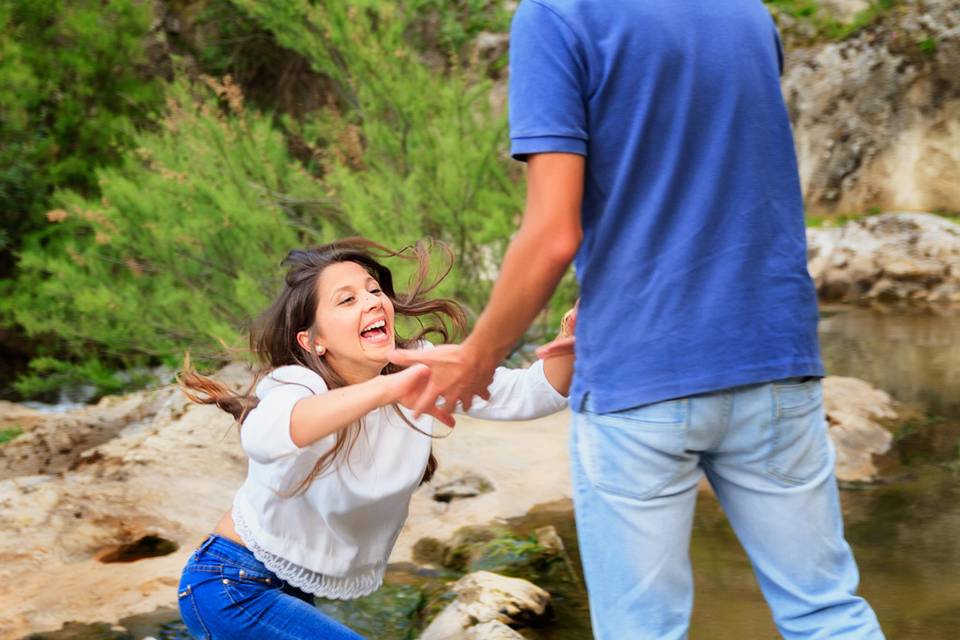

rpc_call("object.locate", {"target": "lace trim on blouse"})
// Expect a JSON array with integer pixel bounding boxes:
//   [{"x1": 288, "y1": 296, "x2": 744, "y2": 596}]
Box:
[{"x1": 232, "y1": 504, "x2": 386, "y2": 600}]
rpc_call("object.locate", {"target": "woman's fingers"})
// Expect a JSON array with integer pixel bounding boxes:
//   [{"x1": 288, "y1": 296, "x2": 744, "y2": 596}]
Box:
[{"x1": 536, "y1": 336, "x2": 575, "y2": 360}]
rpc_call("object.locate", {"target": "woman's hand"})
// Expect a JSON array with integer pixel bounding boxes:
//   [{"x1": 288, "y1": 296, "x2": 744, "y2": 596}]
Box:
[
  {"x1": 536, "y1": 299, "x2": 578, "y2": 360},
  {"x1": 384, "y1": 364, "x2": 456, "y2": 427}
]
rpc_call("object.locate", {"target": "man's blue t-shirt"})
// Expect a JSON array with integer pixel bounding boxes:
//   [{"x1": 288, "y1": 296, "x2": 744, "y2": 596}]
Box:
[{"x1": 509, "y1": 0, "x2": 824, "y2": 413}]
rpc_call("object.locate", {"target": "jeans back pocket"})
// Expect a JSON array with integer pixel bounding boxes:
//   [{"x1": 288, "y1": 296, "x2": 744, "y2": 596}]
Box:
[
  {"x1": 575, "y1": 398, "x2": 692, "y2": 500},
  {"x1": 767, "y1": 378, "x2": 830, "y2": 485}
]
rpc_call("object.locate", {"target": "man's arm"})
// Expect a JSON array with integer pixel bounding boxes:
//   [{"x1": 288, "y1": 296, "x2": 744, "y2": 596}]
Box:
[{"x1": 389, "y1": 152, "x2": 584, "y2": 414}]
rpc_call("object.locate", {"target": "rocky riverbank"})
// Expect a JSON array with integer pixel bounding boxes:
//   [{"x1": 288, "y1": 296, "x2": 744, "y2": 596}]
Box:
[
  {"x1": 781, "y1": 0, "x2": 960, "y2": 214},
  {"x1": 0, "y1": 363, "x2": 902, "y2": 638},
  {"x1": 807, "y1": 212, "x2": 960, "y2": 303}
]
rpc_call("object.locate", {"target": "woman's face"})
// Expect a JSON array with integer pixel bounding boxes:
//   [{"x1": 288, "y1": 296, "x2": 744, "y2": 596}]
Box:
[{"x1": 309, "y1": 260, "x2": 396, "y2": 383}]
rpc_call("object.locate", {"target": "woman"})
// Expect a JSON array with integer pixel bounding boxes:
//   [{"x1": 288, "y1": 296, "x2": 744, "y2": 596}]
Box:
[{"x1": 177, "y1": 238, "x2": 574, "y2": 639}]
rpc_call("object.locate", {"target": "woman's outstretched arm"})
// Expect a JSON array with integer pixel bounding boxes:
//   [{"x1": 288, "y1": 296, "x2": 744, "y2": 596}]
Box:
[
  {"x1": 242, "y1": 364, "x2": 448, "y2": 463},
  {"x1": 289, "y1": 364, "x2": 453, "y2": 447}
]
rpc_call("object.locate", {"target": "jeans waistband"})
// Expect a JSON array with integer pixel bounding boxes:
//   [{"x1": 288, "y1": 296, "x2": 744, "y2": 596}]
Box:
[{"x1": 193, "y1": 534, "x2": 274, "y2": 576}]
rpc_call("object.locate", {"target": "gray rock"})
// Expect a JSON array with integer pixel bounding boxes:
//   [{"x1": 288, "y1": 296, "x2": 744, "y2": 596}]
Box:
[
  {"x1": 433, "y1": 472, "x2": 494, "y2": 503},
  {"x1": 824, "y1": 376, "x2": 896, "y2": 482},
  {"x1": 807, "y1": 212, "x2": 960, "y2": 302},
  {"x1": 419, "y1": 571, "x2": 550, "y2": 640},
  {"x1": 464, "y1": 621, "x2": 525, "y2": 639},
  {"x1": 533, "y1": 525, "x2": 564, "y2": 554},
  {"x1": 783, "y1": 0, "x2": 960, "y2": 214}
]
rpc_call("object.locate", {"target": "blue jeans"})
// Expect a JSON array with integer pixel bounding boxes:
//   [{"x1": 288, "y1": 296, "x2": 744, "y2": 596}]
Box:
[
  {"x1": 571, "y1": 378, "x2": 884, "y2": 640},
  {"x1": 178, "y1": 535, "x2": 365, "y2": 639}
]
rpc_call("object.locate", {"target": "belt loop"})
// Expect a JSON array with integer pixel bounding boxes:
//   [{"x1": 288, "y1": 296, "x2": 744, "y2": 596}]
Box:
[{"x1": 194, "y1": 534, "x2": 217, "y2": 559}]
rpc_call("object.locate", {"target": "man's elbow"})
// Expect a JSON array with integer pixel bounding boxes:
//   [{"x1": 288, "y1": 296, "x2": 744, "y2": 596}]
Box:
[{"x1": 548, "y1": 226, "x2": 581, "y2": 266}]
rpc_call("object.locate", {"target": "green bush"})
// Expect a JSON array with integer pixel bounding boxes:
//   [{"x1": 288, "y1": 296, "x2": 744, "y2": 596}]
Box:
[
  {"x1": 8, "y1": 0, "x2": 577, "y2": 396},
  {"x1": 228, "y1": 1, "x2": 525, "y2": 317},
  {"x1": 0, "y1": 0, "x2": 164, "y2": 271},
  {"x1": 764, "y1": 0, "x2": 899, "y2": 44},
  {"x1": 9, "y1": 80, "x2": 341, "y2": 393},
  {"x1": 232, "y1": 0, "x2": 576, "y2": 330}
]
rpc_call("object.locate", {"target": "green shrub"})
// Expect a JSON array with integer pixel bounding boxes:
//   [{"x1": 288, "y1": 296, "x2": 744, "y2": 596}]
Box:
[
  {"x1": 0, "y1": 426, "x2": 23, "y2": 445},
  {"x1": 9, "y1": 80, "x2": 341, "y2": 391},
  {"x1": 228, "y1": 0, "x2": 569, "y2": 323},
  {"x1": 0, "y1": 0, "x2": 164, "y2": 272},
  {"x1": 8, "y1": 0, "x2": 577, "y2": 396},
  {"x1": 765, "y1": 0, "x2": 899, "y2": 44}
]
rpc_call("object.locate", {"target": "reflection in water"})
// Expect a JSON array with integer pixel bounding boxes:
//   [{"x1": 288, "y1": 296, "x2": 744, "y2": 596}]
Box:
[
  {"x1": 692, "y1": 305, "x2": 960, "y2": 639},
  {"x1": 520, "y1": 304, "x2": 960, "y2": 639},
  {"x1": 819, "y1": 304, "x2": 960, "y2": 419}
]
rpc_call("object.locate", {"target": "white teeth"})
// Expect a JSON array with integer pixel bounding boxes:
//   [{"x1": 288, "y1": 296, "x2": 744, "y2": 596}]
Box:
[{"x1": 361, "y1": 319, "x2": 386, "y2": 333}]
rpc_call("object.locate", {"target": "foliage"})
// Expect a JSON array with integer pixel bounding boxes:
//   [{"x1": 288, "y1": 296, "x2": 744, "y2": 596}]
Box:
[
  {"x1": 0, "y1": 0, "x2": 164, "y2": 272},
  {"x1": 6, "y1": 0, "x2": 576, "y2": 397},
  {"x1": 917, "y1": 36, "x2": 938, "y2": 57},
  {"x1": 9, "y1": 80, "x2": 341, "y2": 391},
  {"x1": 0, "y1": 426, "x2": 24, "y2": 445},
  {"x1": 765, "y1": 0, "x2": 899, "y2": 44},
  {"x1": 408, "y1": 0, "x2": 511, "y2": 60},
  {"x1": 12, "y1": 356, "x2": 153, "y2": 400},
  {"x1": 316, "y1": 583, "x2": 425, "y2": 640},
  {"x1": 226, "y1": 0, "x2": 527, "y2": 320}
]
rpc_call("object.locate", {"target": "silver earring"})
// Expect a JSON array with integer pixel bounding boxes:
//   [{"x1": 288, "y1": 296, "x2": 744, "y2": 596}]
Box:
[{"x1": 316, "y1": 346, "x2": 325, "y2": 355}]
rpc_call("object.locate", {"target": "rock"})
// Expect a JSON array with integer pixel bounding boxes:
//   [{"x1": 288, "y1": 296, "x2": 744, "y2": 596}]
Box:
[
  {"x1": 314, "y1": 583, "x2": 424, "y2": 640},
  {"x1": 823, "y1": 376, "x2": 896, "y2": 482},
  {"x1": 433, "y1": 472, "x2": 494, "y2": 503},
  {"x1": 533, "y1": 525, "x2": 564, "y2": 554},
  {"x1": 413, "y1": 536, "x2": 449, "y2": 566},
  {"x1": 807, "y1": 212, "x2": 960, "y2": 302},
  {"x1": 782, "y1": 0, "x2": 960, "y2": 214},
  {"x1": 0, "y1": 364, "x2": 251, "y2": 638},
  {"x1": 819, "y1": 0, "x2": 871, "y2": 23},
  {"x1": 464, "y1": 620, "x2": 526, "y2": 639},
  {"x1": 471, "y1": 32, "x2": 510, "y2": 69},
  {"x1": 419, "y1": 571, "x2": 550, "y2": 640},
  {"x1": 442, "y1": 526, "x2": 558, "y2": 576}
]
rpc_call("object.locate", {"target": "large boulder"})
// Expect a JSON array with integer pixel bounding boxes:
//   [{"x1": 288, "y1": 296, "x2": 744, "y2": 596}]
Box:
[
  {"x1": 823, "y1": 376, "x2": 896, "y2": 482},
  {"x1": 782, "y1": 0, "x2": 960, "y2": 214},
  {"x1": 807, "y1": 212, "x2": 960, "y2": 302}
]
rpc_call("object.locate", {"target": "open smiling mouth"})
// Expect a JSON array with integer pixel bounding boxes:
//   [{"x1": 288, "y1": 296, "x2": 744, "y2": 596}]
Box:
[{"x1": 360, "y1": 319, "x2": 389, "y2": 344}]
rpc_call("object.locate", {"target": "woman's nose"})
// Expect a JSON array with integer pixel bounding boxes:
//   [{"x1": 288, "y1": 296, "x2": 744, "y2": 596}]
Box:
[{"x1": 364, "y1": 292, "x2": 382, "y2": 310}]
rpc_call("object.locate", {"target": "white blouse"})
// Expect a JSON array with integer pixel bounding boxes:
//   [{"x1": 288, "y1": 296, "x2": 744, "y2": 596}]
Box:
[{"x1": 231, "y1": 354, "x2": 567, "y2": 599}]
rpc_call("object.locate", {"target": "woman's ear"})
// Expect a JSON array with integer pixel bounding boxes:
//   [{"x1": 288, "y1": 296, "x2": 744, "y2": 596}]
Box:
[{"x1": 296, "y1": 330, "x2": 324, "y2": 355}]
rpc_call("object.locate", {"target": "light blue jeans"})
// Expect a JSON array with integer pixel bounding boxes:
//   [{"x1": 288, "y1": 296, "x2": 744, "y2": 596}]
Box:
[{"x1": 571, "y1": 377, "x2": 884, "y2": 639}]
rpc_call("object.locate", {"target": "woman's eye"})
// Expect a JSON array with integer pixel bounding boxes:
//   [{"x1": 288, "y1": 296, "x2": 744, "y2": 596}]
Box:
[
  {"x1": 370, "y1": 288, "x2": 382, "y2": 295},
  {"x1": 339, "y1": 296, "x2": 354, "y2": 305}
]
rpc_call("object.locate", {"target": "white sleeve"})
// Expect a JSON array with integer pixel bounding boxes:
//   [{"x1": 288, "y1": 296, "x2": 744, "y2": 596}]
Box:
[
  {"x1": 240, "y1": 382, "x2": 315, "y2": 464},
  {"x1": 460, "y1": 359, "x2": 568, "y2": 421}
]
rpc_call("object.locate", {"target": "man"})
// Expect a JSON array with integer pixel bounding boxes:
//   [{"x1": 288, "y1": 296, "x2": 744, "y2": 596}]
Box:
[{"x1": 391, "y1": 1, "x2": 883, "y2": 637}]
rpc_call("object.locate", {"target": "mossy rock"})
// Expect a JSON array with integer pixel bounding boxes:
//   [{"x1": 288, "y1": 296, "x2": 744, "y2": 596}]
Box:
[
  {"x1": 315, "y1": 583, "x2": 424, "y2": 640},
  {"x1": 412, "y1": 536, "x2": 448, "y2": 565},
  {"x1": 442, "y1": 526, "x2": 562, "y2": 579}
]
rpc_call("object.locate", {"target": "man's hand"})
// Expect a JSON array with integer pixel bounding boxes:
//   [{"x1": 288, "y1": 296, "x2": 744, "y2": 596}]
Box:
[
  {"x1": 384, "y1": 363, "x2": 456, "y2": 427},
  {"x1": 387, "y1": 342, "x2": 497, "y2": 417}
]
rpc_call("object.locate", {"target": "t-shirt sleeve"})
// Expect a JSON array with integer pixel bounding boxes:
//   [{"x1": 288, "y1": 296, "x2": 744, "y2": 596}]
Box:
[
  {"x1": 460, "y1": 359, "x2": 568, "y2": 421},
  {"x1": 240, "y1": 372, "x2": 329, "y2": 464},
  {"x1": 509, "y1": 0, "x2": 590, "y2": 161}
]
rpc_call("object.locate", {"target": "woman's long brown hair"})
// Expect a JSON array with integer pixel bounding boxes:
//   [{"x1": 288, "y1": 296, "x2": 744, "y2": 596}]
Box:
[{"x1": 179, "y1": 238, "x2": 467, "y2": 494}]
